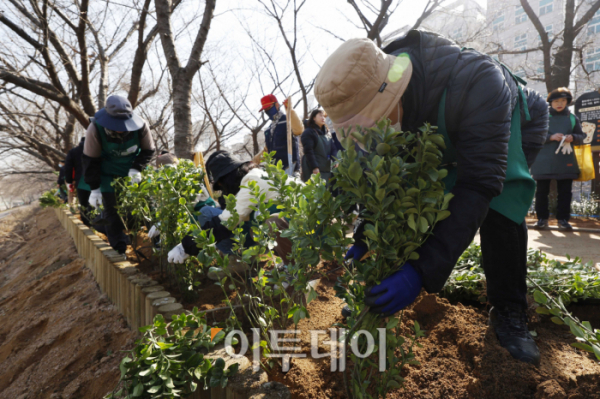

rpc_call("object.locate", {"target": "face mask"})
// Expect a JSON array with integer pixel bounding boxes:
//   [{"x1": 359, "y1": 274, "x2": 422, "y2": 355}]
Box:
[{"x1": 265, "y1": 106, "x2": 279, "y2": 119}]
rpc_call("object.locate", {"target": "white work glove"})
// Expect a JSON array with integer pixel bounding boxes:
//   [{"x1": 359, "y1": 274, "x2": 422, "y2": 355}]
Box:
[
  {"x1": 147, "y1": 225, "x2": 160, "y2": 239},
  {"x1": 89, "y1": 189, "x2": 103, "y2": 208},
  {"x1": 561, "y1": 142, "x2": 573, "y2": 155},
  {"x1": 195, "y1": 185, "x2": 210, "y2": 203},
  {"x1": 167, "y1": 243, "x2": 189, "y2": 264},
  {"x1": 128, "y1": 168, "x2": 142, "y2": 184}
]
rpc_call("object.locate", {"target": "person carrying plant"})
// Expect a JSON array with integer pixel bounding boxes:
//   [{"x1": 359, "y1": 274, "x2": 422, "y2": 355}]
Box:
[
  {"x1": 82, "y1": 95, "x2": 155, "y2": 255},
  {"x1": 315, "y1": 30, "x2": 548, "y2": 365},
  {"x1": 167, "y1": 150, "x2": 299, "y2": 280},
  {"x1": 531, "y1": 88, "x2": 585, "y2": 231},
  {"x1": 252, "y1": 95, "x2": 303, "y2": 175}
]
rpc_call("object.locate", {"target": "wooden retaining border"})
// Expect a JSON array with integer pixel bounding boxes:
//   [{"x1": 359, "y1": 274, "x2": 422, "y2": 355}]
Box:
[{"x1": 53, "y1": 208, "x2": 290, "y2": 399}]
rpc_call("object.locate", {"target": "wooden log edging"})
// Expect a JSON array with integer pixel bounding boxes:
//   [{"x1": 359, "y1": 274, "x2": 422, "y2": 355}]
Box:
[{"x1": 53, "y1": 208, "x2": 290, "y2": 399}]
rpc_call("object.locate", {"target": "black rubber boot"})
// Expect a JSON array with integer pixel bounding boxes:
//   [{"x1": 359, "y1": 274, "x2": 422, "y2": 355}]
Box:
[
  {"x1": 489, "y1": 307, "x2": 540, "y2": 366},
  {"x1": 341, "y1": 305, "x2": 352, "y2": 318}
]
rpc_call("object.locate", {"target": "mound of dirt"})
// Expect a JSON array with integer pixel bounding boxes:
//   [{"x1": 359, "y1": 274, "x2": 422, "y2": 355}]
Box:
[
  {"x1": 269, "y1": 275, "x2": 600, "y2": 399},
  {"x1": 9, "y1": 206, "x2": 598, "y2": 399},
  {"x1": 0, "y1": 206, "x2": 137, "y2": 399}
]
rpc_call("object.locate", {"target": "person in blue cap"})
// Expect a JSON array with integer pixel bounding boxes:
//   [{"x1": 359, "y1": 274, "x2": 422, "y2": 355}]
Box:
[{"x1": 82, "y1": 95, "x2": 155, "y2": 254}]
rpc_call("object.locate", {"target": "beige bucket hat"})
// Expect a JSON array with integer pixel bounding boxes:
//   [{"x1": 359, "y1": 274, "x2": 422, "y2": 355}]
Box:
[{"x1": 315, "y1": 38, "x2": 412, "y2": 133}]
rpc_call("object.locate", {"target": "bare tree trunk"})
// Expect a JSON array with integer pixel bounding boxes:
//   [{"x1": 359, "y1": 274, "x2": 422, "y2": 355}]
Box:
[
  {"x1": 155, "y1": 0, "x2": 215, "y2": 160},
  {"x1": 519, "y1": 0, "x2": 600, "y2": 92},
  {"x1": 172, "y1": 77, "x2": 194, "y2": 159}
]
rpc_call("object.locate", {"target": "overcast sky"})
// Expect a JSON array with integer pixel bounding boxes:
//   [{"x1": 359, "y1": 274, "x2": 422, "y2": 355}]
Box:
[{"x1": 191, "y1": 0, "x2": 488, "y2": 145}]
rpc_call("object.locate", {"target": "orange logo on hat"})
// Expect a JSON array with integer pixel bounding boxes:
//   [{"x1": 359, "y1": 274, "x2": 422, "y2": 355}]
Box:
[{"x1": 210, "y1": 328, "x2": 223, "y2": 341}]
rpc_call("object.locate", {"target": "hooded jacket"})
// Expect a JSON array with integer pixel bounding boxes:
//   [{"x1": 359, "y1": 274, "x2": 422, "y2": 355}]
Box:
[{"x1": 369, "y1": 30, "x2": 548, "y2": 293}]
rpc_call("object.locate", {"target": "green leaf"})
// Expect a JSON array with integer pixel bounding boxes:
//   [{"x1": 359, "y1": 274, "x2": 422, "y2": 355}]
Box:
[
  {"x1": 535, "y1": 306, "x2": 550, "y2": 315},
  {"x1": 386, "y1": 318, "x2": 399, "y2": 329},
  {"x1": 349, "y1": 162, "x2": 362, "y2": 182},
  {"x1": 571, "y1": 342, "x2": 594, "y2": 352},
  {"x1": 139, "y1": 368, "x2": 152, "y2": 377},
  {"x1": 386, "y1": 380, "x2": 402, "y2": 389},
  {"x1": 550, "y1": 317, "x2": 564, "y2": 325},
  {"x1": 436, "y1": 210, "x2": 451, "y2": 222},
  {"x1": 533, "y1": 290, "x2": 548, "y2": 305},
  {"x1": 147, "y1": 385, "x2": 162, "y2": 394},
  {"x1": 376, "y1": 143, "x2": 391, "y2": 155},
  {"x1": 426, "y1": 169, "x2": 439, "y2": 182},
  {"x1": 178, "y1": 197, "x2": 186, "y2": 205},
  {"x1": 417, "y1": 216, "x2": 428, "y2": 233},
  {"x1": 307, "y1": 287, "x2": 317, "y2": 304},
  {"x1": 407, "y1": 214, "x2": 416, "y2": 231},
  {"x1": 569, "y1": 323, "x2": 586, "y2": 339},
  {"x1": 132, "y1": 383, "x2": 143, "y2": 397},
  {"x1": 157, "y1": 342, "x2": 174, "y2": 350}
]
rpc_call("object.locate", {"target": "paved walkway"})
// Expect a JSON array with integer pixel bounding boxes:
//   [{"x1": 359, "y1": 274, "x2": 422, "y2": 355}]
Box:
[{"x1": 475, "y1": 228, "x2": 600, "y2": 265}]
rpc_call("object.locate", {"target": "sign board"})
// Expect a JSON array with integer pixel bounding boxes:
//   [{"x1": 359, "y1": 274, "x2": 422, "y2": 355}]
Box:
[{"x1": 574, "y1": 90, "x2": 600, "y2": 148}]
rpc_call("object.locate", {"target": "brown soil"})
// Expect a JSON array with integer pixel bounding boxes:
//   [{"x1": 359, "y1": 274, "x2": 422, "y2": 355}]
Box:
[
  {"x1": 267, "y1": 274, "x2": 600, "y2": 399},
  {"x1": 525, "y1": 216, "x2": 600, "y2": 229},
  {"x1": 0, "y1": 206, "x2": 137, "y2": 399},
  {"x1": 78, "y1": 211, "x2": 600, "y2": 399}
]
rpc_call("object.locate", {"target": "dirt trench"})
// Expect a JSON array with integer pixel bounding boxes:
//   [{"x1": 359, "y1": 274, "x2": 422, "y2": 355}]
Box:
[{"x1": 0, "y1": 205, "x2": 137, "y2": 399}]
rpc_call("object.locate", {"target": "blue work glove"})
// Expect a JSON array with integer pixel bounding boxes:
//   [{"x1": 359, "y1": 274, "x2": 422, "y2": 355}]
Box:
[
  {"x1": 345, "y1": 244, "x2": 368, "y2": 261},
  {"x1": 364, "y1": 263, "x2": 422, "y2": 316},
  {"x1": 197, "y1": 205, "x2": 223, "y2": 228}
]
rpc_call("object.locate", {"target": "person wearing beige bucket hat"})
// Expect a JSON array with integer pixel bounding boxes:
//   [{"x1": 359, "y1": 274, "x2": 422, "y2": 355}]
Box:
[{"x1": 316, "y1": 30, "x2": 550, "y2": 365}]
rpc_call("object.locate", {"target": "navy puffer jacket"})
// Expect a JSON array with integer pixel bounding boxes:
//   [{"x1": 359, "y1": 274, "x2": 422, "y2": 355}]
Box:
[{"x1": 379, "y1": 30, "x2": 548, "y2": 293}]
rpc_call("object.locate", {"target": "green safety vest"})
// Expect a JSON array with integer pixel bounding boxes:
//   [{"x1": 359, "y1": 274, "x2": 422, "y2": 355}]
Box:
[
  {"x1": 84, "y1": 123, "x2": 142, "y2": 193},
  {"x1": 437, "y1": 80, "x2": 536, "y2": 225}
]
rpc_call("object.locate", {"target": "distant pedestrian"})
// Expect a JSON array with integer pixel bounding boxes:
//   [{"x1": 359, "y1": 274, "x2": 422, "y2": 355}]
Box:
[
  {"x1": 300, "y1": 109, "x2": 342, "y2": 183},
  {"x1": 531, "y1": 88, "x2": 585, "y2": 231}
]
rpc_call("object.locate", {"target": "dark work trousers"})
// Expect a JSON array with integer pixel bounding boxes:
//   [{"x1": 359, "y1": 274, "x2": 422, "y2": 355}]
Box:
[
  {"x1": 535, "y1": 179, "x2": 573, "y2": 221},
  {"x1": 100, "y1": 192, "x2": 128, "y2": 254},
  {"x1": 479, "y1": 209, "x2": 528, "y2": 311},
  {"x1": 77, "y1": 188, "x2": 92, "y2": 227}
]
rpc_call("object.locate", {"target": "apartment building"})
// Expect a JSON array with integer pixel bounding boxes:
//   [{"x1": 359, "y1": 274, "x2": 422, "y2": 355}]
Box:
[{"x1": 487, "y1": 0, "x2": 600, "y2": 97}]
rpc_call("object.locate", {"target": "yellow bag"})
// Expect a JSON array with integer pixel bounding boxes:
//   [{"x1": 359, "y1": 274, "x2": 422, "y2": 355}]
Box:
[{"x1": 574, "y1": 144, "x2": 596, "y2": 181}]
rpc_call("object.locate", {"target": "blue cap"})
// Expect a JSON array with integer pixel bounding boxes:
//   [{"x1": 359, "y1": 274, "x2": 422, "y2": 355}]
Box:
[{"x1": 94, "y1": 95, "x2": 144, "y2": 132}]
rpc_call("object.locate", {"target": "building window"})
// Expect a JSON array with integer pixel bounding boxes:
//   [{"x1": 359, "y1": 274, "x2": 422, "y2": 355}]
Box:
[
  {"x1": 588, "y1": 10, "x2": 600, "y2": 36},
  {"x1": 514, "y1": 33, "x2": 527, "y2": 51},
  {"x1": 538, "y1": 25, "x2": 553, "y2": 43},
  {"x1": 539, "y1": 0, "x2": 553, "y2": 16},
  {"x1": 492, "y1": 10, "x2": 505, "y2": 32},
  {"x1": 452, "y1": 27, "x2": 463, "y2": 41},
  {"x1": 515, "y1": 5, "x2": 527, "y2": 24},
  {"x1": 537, "y1": 60, "x2": 545, "y2": 74},
  {"x1": 585, "y1": 47, "x2": 600, "y2": 71}
]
